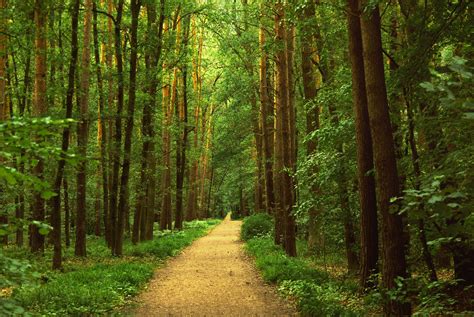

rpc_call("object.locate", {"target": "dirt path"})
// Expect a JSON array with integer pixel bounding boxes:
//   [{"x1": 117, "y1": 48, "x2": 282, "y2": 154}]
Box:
[{"x1": 133, "y1": 214, "x2": 297, "y2": 316}]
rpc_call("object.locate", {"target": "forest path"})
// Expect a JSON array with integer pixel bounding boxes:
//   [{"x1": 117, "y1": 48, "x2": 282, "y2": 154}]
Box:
[{"x1": 133, "y1": 214, "x2": 297, "y2": 316}]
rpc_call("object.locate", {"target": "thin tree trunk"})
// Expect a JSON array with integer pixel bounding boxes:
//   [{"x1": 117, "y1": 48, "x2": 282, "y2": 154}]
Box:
[
  {"x1": 64, "y1": 178, "x2": 71, "y2": 247},
  {"x1": 104, "y1": 0, "x2": 114, "y2": 247},
  {"x1": 175, "y1": 14, "x2": 190, "y2": 230},
  {"x1": 93, "y1": 0, "x2": 109, "y2": 244},
  {"x1": 50, "y1": 0, "x2": 80, "y2": 269},
  {"x1": 75, "y1": 0, "x2": 93, "y2": 257},
  {"x1": 258, "y1": 20, "x2": 275, "y2": 216},
  {"x1": 406, "y1": 92, "x2": 437, "y2": 282},
  {"x1": 0, "y1": 0, "x2": 8, "y2": 246},
  {"x1": 160, "y1": 18, "x2": 174, "y2": 231},
  {"x1": 299, "y1": 0, "x2": 324, "y2": 254},
  {"x1": 116, "y1": 0, "x2": 141, "y2": 256},
  {"x1": 109, "y1": 0, "x2": 125, "y2": 256},
  {"x1": 30, "y1": 0, "x2": 48, "y2": 254},
  {"x1": 185, "y1": 22, "x2": 202, "y2": 221}
]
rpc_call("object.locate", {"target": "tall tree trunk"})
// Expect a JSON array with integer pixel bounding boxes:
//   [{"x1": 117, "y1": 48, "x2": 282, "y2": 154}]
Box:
[
  {"x1": 115, "y1": 0, "x2": 141, "y2": 256},
  {"x1": 75, "y1": 0, "x2": 93, "y2": 257},
  {"x1": 273, "y1": 3, "x2": 285, "y2": 246},
  {"x1": 274, "y1": 1, "x2": 296, "y2": 256},
  {"x1": 185, "y1": 20, "x2": 203, "y2": 222},
  {"x1": 258, "y1": 18, "x2": 275, "y2": 216},
  {"x1": 0, "y1": 0, "x2": 8, "y2": 246},
  {"x1": 160, "y1": 18, "x2": 174, "y2": 231},
  {"x1": 50, "y1": 0, "x2": 80, "y2": 269},
  {"x1": 406, "y1": 94, "x2": 438, "y2": 282},
  {"x1": 175, "y1": 14, "x2": 191, "y2": 230},
  {"x1": 0, "y1": 0, "x2": 7, "y2": 120},
  {"x1": 104, "y1": 0, "x2": 114, "y2": 247},
  {"x1": 30, "y1": 0, "x2": 47, "y2": 254},
  {"x1": 347, "y1": 0, "x2": 378, "y2": 290},
  {"x1": 109, "y1": 0, "x2": 125, "y2": 256},
  {"x1": 299, "y1": 0, "x2": 324, "y2": 254},
  {"x1": 359, "y1": 2, "x2": 411, "y2": 314},
  {"x1": 93, "y1": 0, "x2": 109, "y2": 244}
]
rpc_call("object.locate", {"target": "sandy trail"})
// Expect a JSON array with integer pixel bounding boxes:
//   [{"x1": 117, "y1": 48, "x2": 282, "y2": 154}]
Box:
[{"x1": 133, "y1": 214, "x2": 297, "y2": 316}]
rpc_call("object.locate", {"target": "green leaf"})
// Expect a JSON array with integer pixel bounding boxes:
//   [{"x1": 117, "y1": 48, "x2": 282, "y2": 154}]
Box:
[
  {"x1": 420, "y1": 82, "x2": 435, "y2": 91},
  {"x1": 39, "y1": 227, "x2": 50, "y2": 235},
  {"x1": 41, "y1": 191, "x2": 57, "y2": 200},
  {"x1": 428, "y1": 195, "x2": 444, "y2": 204}
]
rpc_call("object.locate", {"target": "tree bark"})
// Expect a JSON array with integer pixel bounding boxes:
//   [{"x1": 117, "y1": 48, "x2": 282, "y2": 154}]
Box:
[
  {"x1": 30, "y1": 0, "x2": 48, "y2": 254},
  {"x1": 175, "y1": 14, "x2": 191, "y2": 230},
  {"x1": 299, "y1": 0, "x2": 324, "y2": 254},
  {"x1": 109, "y1": 0, "x2": 125, "y2": 256},
  {"x1": 274, "y1": 0, "x2": 296, "y2": 256},
  {"x1": 346, "y1": 0, "x2": 378, "y2": 290},
  {"x1": 116, "y1": 0, "x2": 141, "y2": 256},
  {"x1": 50, "y1": 0, "x2": 80, "y2": 269},
  {"x1": 258, "y1": 19, "x2": 275, "y2": 217},
  {"x1": 75, "y1": 0, "x2": 93, "y2": 257},
  {"x1": 359, "y1": 2, "x2": 411, "y2": 314},
  {"x1": 0, "y1": 0, "x2": 8, "y2": 246},
  {"x1": 93, "y1": 0, "x2": 109, "y2": 244}
]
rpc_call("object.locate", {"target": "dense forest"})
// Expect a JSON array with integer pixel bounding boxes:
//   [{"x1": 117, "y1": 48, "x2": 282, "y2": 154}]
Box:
[{"x1": 1, "y1": 0, "x2": 473, "y2": 315}]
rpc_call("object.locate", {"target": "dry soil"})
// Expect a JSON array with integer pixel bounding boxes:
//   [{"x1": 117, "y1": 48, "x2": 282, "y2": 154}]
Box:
[{"x1": 133, "y1": 214, "x2": 297, "y2": 316}]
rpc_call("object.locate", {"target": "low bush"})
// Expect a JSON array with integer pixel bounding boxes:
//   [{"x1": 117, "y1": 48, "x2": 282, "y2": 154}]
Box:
[
  {"x1": 241, "y1": 213, "x2": 273, "y2": 241},
  {"x1": 245, "y1": 237, "x2": 364, "y2": 316},
  {"x1": 14, "y1": 262, "x2": 154, "y2": 315},
  {"x1": 10, "y1": 218, "x2": 221, "y2": 315}
]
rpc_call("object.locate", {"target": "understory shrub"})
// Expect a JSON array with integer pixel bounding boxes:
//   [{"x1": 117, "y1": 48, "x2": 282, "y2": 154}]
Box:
[
  {"x1": 246, "y1": 237, "x2": 364, "y2": 316},
  {"x1": 14, "y1": 262, "x2": 154, "y2": 315},
  {"x1": 241, "y1": 213, "x2": 273, "y2": 241},
  {"x1": 10, "y1": 219, "x2": 220, "y2": 315}
]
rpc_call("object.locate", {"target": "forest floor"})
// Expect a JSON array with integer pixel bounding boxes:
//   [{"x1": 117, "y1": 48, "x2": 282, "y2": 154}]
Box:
[{"x1": 132, "y1": 214, "x2": 298, "y2": 316}]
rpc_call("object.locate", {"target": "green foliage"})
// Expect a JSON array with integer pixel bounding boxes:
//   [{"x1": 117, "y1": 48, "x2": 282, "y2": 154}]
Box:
[
  {"x1": 0, "y1": 254, "x2": 37, "y2": 316},
  {"x1": 245, "y1": 237, "x2": 364, "y2": 316},
  {"x1": 240, "y1": 213, "x2": 274, "y2": 241},
  {"x1": 7, "y1": 219, "x2": 220, "y2": 315},
  {"x1": 126, "y1": 219, "x2": 220, "y2": 258},
  {"x1": 14, "y1": 262, "x2": 154, "y2": 315}
]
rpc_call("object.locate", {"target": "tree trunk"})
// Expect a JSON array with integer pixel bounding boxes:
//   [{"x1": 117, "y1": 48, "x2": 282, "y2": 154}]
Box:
[
  {"x1": 116, "y1": 0, "x2": 141, "y2": 256},
  {"x1": 75, "y1": 0, "x2": 93, "y2": 257},
  {"x1": 30, "y1": 0, "x2": 48, "y2": 254},
  {"x1": 274, "y1": 1, "x2": 296, "y2": 256},
  {"x1": 186, "y1": 21, "x2": 203, "y2": 222},
  {"x1": 50, "y1": 0, "x2": 80, "y2": 269},
  {"x1": 160, "y1": 19, "x2": 174, "y2": 231},
  {"x1": 109, "y1": 0, "x2": 125, "y2": 256},
  {"x1": 64, "y1": 178, "x2": 71, "y2": 247},
  {"x1": 0, "y1": 0, "x2": 8, "y2": 246},
  {"x1": 258, "y1": 20, "x2": 275, "y2": 216},
  {"x1": 346, "y1": 0, "x2": 378, "y2": 290},
  {"x1": 359, "y1": 2, "x2": 411, "y2": 314},
  {"x1": 299, "y1": 0, "x2": 324, "y2": 254},
  {"x1": 175, "y1": 14, "x2": 191, "y2": 230},
  {"x1": 93, "y1": 0, "x2": 109, "y2": 244}
]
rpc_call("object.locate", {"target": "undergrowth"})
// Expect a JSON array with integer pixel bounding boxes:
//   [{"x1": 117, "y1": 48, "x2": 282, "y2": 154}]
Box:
[
  {"x1": 245, "y1": 237, "x2": 365, "y2": 316},
  {"x1": 3, "y1": 219, "x2": 220, "y2": 316}
]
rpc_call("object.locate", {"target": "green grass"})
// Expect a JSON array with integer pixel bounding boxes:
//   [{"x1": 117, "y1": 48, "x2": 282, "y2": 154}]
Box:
[
  {"x1": 245, "y1": 237, "x2": 365, "y2": 317},
  {"x1": 5, "y1": 219, "x2": 220, "y2": 316}
]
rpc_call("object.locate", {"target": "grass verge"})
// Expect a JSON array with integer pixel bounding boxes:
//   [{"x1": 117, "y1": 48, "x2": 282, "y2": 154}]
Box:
[
  {"x1": 5, "y1": 219, "x2": 220, "y2": 316},
  {"x1": 245, "y1": 237, "x2": 365, "y2": 317}
]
